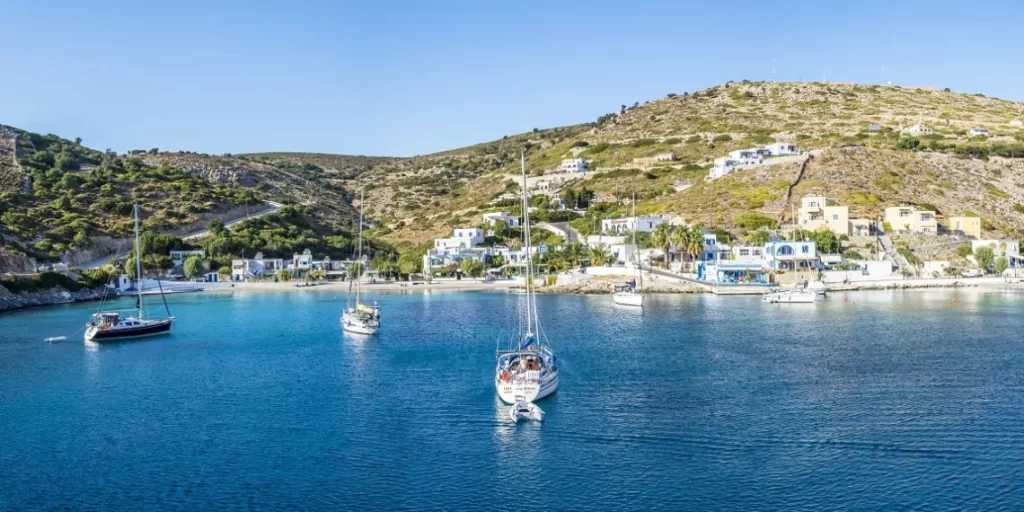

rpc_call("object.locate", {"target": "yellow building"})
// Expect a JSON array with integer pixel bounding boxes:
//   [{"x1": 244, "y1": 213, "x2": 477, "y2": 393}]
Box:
[
  {"x1": 884, "y1": 206, "x2": 937, "y2": 235},
  {"x1": 798, "y1": 195, "x2": 850, "y2": 236},
  {"x1": 946, "y1": 215, "x2": 982, "y2": 239}
]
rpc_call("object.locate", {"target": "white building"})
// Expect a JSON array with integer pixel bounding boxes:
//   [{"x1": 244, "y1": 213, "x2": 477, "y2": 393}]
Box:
[
  {"x1": 764, "y1": 142, "x2": 799, "y2": 156},
  {"x1": 292, "y1": 249, "x2": 315, "y2": 272},
  {"x1": 730, "y1": 245, "x2": 765, "y2": 263},
  {"x1": 868, "y1": 123, "x2": 882, "y2": 132},
  {"x1": 968, "y1": 128, "x2": 990, "y2": 137},
  {"x1": 728, "y1": 148, "x2": 765, "y2": 163},
  {"x1": 556, "y1": 158, "x2": 588, "y2": 173},
  {"x1": 904, "y1": 123, "x2": 932, "y2": 136},
  {"x1": 763, "y1": 240, "x2": 818, "y2": 271},
  {"x1": 971, "y1": 239, "x2": 1020, "y2": 259},
  {"x1": 709, "y1": 157, "x2": 743, "y2": 179},
  {"x1": 482, "y1": 211, "x2": 520, "y2": 227},
  {"x1": 232, "y1": 252, "x2": 285, "y2": 281},
  {"x1": 433, "y1": 228, "x2": 485, "y2": 253},
  {"x1": 601, "y1": 216, "x2": 664, "y2": 234},
  {"x1": 169, "y1": 249, "x2": 205, "y2": 274},
  {"x1": 1010, "y1": 120, "x2": 1024, "y2": 127}
]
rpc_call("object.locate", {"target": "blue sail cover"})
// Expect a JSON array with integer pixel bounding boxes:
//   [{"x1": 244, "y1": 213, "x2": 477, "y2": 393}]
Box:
[{"x1": 521, "y1": 335, "x2": 536, "y2": 349}]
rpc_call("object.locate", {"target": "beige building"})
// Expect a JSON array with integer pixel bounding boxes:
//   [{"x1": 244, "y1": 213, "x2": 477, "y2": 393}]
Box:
[
  {"x1": 903, "y1": 123, "x2": 932, "y2": 136},
  {"x1": 798, "y1": 195, "x2": 850, "y2": 236},
  {"x1": 946, "y1": 215, "x2": 982, "y2": 239},
  {"x1": 632, "y1": 152, "x2": 677, "y2": 167},
  {"x1": 884, "y1": 206, "x2": 937, "y2": 235}
]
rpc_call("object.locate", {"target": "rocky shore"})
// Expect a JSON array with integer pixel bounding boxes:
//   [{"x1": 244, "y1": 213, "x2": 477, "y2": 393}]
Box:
[
  {"x1": 0, "y1": 284, "x2": 111, "y2": 313},
  {"x1": 537, "y1": 275, "x2": 706, "y2": 294}
]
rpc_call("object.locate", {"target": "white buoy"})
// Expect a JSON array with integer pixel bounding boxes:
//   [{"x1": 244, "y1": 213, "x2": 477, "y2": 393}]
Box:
[{"x1": 44, "y1": 336, "x2": 67, "y2": 344}]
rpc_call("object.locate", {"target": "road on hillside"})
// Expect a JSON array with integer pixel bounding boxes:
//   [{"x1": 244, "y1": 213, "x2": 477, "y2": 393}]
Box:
[{"x1": 79, "y1": 201, "x2": 284, "y2": 270}]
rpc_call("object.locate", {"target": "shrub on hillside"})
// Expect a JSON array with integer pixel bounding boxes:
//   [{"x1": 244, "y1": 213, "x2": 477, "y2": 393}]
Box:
[
  {"x1": 712, "y1": 134, "x2": 733, "y2": 143},
  {"x1": 896, "y1": 137, "x2": 920, "y2": 150},
  {"x1": 734, "y1": 212, "x2": 776, "y2": 230}
]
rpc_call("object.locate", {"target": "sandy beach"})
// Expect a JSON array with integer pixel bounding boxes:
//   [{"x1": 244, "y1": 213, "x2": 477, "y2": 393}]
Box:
[{"x1": 198, "y1": 279, "x2": 520, "y2": 294}]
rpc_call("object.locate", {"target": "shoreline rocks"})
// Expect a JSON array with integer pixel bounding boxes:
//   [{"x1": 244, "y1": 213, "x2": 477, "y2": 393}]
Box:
[{"x1": 0, "y1": 285, "x2": 111, "y2": 313}]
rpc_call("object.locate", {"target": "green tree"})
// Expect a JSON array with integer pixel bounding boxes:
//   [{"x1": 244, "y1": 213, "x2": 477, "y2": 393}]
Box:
[
  {"x1": 459, "y1": 258, "x2": 484, "y2": 278},
  {"x1": 651, "y1": 223, "x2": 673, "y2": 267},
  {"x1": 277, "y1": 268, "x2": 292, "y2": 281},
  {"x1": 811, "y1": 228, "x2": 841, "y2": 254},
  {"x1": 974, "y1": 246, "x2": 995, "y2": 271},
  {"x1": 587, "y1": 244, "x2": 611, "y2": 266},
  {"x1": 747, "y1": 229, "x2": 771, "y2": 246},
  {"x1": 347, "y1": 261, "x2": 364, "y2": 281},
  {"x1": 562, "y1": 241, "x2": 586, "y2": 268},
  {"x1": 995, "y1": 256, "x2": 1009, "y2": 275},
  {"x1": 685, "y1": 227, "x2": 704, "y2": 265},
  {"x1": 217, "y1": 265, "x2": 231, "y2": 276},
  {"x1": 955, "y1": 245, "x2": 973, "y2": 258},
  {"x1": 207, "y1": 219, "x2": 227, "y2": 236},
  {"x1": 183, "y1": 255, "x2": 205, "y2": 279}
]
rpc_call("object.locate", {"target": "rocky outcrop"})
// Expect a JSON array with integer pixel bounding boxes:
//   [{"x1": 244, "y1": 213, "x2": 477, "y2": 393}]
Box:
[
  {"x1": 0, "y1": 284, "x2": 111, "y2": 313},
  {"x1": 0, "y1": 246, "x2": 36, "y2": 273}
]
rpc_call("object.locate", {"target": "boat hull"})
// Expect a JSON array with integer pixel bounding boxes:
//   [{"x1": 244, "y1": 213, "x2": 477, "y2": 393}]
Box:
[
  {"x1": 341, "y1": 314, "x2": 380, "y2": 335},
  {"x1": 613, "y1": 292, "x2": 644, "y2": 307},
  {"x1": 496, "y1": 371, "x2": 558, "y2": 404},
  {"x1": 762, "y1": 292, "x2": 815, "y2": 304},
  {"x1": 85, "y1": 319, "x2": 172, "y2": 342}
]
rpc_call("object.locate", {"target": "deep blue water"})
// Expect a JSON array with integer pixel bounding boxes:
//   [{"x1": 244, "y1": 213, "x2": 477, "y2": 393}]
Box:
[{"x1": 2, "y1": 288, "x2": 1024, "y2": 510}]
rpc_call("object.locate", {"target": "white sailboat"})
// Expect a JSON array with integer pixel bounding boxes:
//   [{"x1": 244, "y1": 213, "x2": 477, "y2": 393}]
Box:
[
  {"x1": 341, "y1": 190, "x2": 381, "y2": 335},
  {"x1": 85, "y1": 205, "x2": 173, "y2": 342},
  {"x1": 613, "y1": 193, "x2": 644, "y2": 307},
  {"x1": 495, "y1": 148, "x2": 559, "y2": 404},
  {"x1": 762, "y1": 288, "x2": 816, "y2": 304}
]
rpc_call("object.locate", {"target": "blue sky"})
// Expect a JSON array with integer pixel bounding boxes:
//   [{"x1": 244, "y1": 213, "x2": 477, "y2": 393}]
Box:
[{"x1": 2, "y1": 0, "x2": 1022, "y2": 157}]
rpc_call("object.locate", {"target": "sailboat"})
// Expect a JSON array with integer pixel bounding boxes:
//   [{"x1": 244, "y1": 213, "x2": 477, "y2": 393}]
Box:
[
  {"x1": 341, "y1": 190, "x2": 381, "y2": 335},
  {"x1": 84, "y1": 205, "x2": 173, "y2": 342},
  {"x1": 612, "y1": 193, "x2": 644, "y2": 307},
  {"x1": 494, "y1": 148, "x2": 559, "y2": 404}
]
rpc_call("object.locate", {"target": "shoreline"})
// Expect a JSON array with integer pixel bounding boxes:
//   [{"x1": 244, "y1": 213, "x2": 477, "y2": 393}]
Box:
[{"x1": 2, "y1": 276, "x2": 1022, "y2": 315}]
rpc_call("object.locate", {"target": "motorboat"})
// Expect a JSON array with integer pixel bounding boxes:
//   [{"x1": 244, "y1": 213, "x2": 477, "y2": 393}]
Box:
[
  {"x1": 494, "y1": 148, "x2": 560, "y2": 404},
  {"x1": 509, "y1": 398, "x2": 545, "y2": 423},
  {"x1": 762, "y1": 289, "x2": 816, "y2": 304}
]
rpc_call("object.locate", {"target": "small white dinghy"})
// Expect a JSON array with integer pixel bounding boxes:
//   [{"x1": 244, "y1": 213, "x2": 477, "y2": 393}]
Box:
[
  {"x1": 509, "y1": 397, "x2": 545, "y2": 423},
  {"x1": 43, "y1": 336, "x2": 67, "y2": 344}
]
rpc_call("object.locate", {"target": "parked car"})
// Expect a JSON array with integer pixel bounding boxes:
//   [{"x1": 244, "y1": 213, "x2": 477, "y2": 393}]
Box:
[{"x1": 961, "y1": 269, "x2": 982, "y2": 278}]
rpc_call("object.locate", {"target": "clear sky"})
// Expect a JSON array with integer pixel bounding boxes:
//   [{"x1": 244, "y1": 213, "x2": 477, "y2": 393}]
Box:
[{"x1": 2, "y1": 0, "x2": 1023, "y2": 157}]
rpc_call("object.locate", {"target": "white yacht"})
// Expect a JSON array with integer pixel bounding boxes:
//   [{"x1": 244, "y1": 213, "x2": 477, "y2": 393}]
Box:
[
  {"x1": 85, "y1": 205, "x2": 173, "y2": 342},
  {"x1": 613, "y1": 192, "x2": 644, "y2": 307},
  {"x1": 495, "y1": 148, "x2": 559, "y2": 404},
  {"x1": 342, "y1": 190, "x2": 381, "y2": 335},
  {"x1": 762, "y1": 289, "x2": 816, "y2": 304}
]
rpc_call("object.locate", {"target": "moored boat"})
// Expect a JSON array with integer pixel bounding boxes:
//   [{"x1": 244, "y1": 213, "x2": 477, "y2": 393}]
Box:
[
  {"x1": 494, "y1": 148, "x2": 559, "y2": 404},
  {"x1": 342, "y1": 189, "x2": 381, "y2": 335},
  {"x1": 509, "y1": 398, "x2": 545, "y2": 422},
  {"x1": 762, "y1": 289, "x2": 816, "y2": 304}
]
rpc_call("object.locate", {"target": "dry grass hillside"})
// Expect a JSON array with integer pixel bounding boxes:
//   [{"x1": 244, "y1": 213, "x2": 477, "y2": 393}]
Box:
[{"x1": 293, "y1": 81, "x2": 1024, "y2": 243}]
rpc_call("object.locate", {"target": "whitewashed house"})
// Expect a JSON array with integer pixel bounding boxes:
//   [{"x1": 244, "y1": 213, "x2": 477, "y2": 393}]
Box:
[
  {"x1": 232, "y1": 252, "x2": 285, "y2": 281},
  {"x1": 728, "y1": 148, "x2": 765, "y2": 164},
  {"x1": 482, "y1": 211, "x2": 520, "y2": 227},
  {"x1": 764, "y1": 142, "x2": 799, "y2": 156},
  {"x1": 292, "y1": 249, "x2": 315, "y2": 273},
  {"x1": 556, "y1": 158, "x2": 588, "y2": 173},
  {"x1": 169, "y1": 249, "x2": 205, "y2": 274},
  {"x1": 968, "y1": 127, "x2": 990, "y2": 137},
  {"x1": 433, "y1": 228, "x2": 485, "y2": 253},
  {"x1": 763, "y1": 240, "x2": 819, "y2": 271},
  {"x1": 904, "y1": 123, "x2": 932, "y2": 136},
  {"x1": 709, "y1": 157, "x2": 742, "y2": 179},
  {"x1": 1010, "y1": 120, "x2": 1024, "y2": 127},
  {"x1": 601, "y1": 216, "x2": 664, "y2": 234}
]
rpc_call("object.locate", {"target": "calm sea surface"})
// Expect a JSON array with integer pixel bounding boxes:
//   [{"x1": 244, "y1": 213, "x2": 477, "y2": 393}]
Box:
[{"x1": 2, "y1": 288, "x2": 1024, "y2": 510}]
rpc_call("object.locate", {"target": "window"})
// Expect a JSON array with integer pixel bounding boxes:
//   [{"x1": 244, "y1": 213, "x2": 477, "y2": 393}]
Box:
[
  {"x1": 899, "y1": 211, "x2": 909, "y2": 217},
  {"x1": 802, "y1": 245, "x2": 809, "y2": 254},
  {"x1": 752, "y1": 250, "x2": 761, "y2": 256},
  {"x1": 739, "y1": 249, "x2": 749, "y2": 256},
  {"x1": 832, "y1": 214, "x2": 839, "y2": 220},
  {"x1": 810, "y1": 202, "x2": 819, "y2": 208}
]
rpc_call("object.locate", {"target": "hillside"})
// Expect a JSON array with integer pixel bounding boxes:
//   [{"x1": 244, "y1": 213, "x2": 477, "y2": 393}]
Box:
[
  {"x1": 4, "y1": 80, "x2": 1024, "y2": 273},
  {"x1": 302, "y1": 81, "x2": 1024, "y2": 244},
  {"x1": 0, "y1": 127, "x2": 363, "y2": 271}
]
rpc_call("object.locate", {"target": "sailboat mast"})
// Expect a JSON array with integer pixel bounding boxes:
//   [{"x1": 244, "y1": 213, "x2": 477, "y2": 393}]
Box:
[
  {"x1": 633, "y1": 193, "x2": 642, "y2": 288},
  {"x1": 519, "y1": 148, "x2": 533, "y2": 338},
  {"x1": 356, "y1": 189, "x2": 365, "y2": 303},
  {"x1": 134, "y1": 205, "x2": 144, "y2": 320}
]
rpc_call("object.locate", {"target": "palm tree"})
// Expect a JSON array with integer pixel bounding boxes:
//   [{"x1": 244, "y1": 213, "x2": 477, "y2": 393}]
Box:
[
  {"x1": 563, "y1": 241, "x2": 585, "y2": 268},
  {"x1": 685, "y1": 227, "x2": 704, "y2": 269},
  {"x1": 651, "y1": 223, "x2": 673, "y2": 268},
  {"x1": 587, "y1": 244, "x2": 611, "y2": 266},
  {"x1": 669, "y1": 226, "x2": 688, "y2": 269}
]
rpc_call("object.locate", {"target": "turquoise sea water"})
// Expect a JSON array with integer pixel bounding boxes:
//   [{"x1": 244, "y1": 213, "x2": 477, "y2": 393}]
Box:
[{"x1": 2, "y1": 288, "x2": 1024, "y2": 510}]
